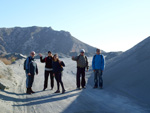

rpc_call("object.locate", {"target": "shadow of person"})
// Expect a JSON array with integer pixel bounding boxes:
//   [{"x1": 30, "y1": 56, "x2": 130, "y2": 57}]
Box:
[
  {"x1": 0, "y1": 88, "x2": 80, "y2": 104},
  {"x1": 13, "y1": 92, "x2": 80, "y2": 107},
  {"x1": 2, "y1": 90, "x2": 27, "y2": 96}
]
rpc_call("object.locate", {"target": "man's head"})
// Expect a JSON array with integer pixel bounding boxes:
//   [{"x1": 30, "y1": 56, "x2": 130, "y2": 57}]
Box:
[
  {"x1": 96, "y1": 49, "x2": 101, "y2": 55},
  {"x1": 48, "y1": 51, "x2": 52, "y2": 57},
  {"x1": 30, "y1": 51, "x2": 35, "y2": 58},
  {"x1": 80, "y1": 49, "x2": 85, "y2": 56}
]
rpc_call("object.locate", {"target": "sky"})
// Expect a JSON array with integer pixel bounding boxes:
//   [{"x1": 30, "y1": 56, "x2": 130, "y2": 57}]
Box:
[{"x1": 0, "y1": 0, "x2": 150, "y2": 52}]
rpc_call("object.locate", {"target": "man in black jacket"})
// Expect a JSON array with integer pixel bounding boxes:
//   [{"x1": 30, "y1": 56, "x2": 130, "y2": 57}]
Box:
[{"x1": 39, "y1": 51, "x2": 54, "y2": 91}]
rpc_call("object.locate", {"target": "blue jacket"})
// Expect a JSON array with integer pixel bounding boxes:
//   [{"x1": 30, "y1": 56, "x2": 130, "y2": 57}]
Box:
[
  {"x1": 92, "y1": 54, "x2": 105, "y2": 71},
  {"x1": 26, "y1": 56, "x2": 38, "y2": 75}
]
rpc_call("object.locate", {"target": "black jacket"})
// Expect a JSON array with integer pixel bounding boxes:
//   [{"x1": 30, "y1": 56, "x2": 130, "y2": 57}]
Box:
[
  {"x1": 53, "y1": 61, "x2": 65, "y2": 74},
  {"x1": 40, "y1": 56, "x2": 53, "y2": 69}
]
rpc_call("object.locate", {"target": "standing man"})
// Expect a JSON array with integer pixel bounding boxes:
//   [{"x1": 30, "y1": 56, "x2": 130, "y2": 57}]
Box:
[
  {"x1": 72, "y1": 49, "x2": 89, "y2": 90},
  {"x1": 92, "y1": 49, "x2": 105, "y2": 89},
  {"x1": 39, "y1": 51, "x2": 54, "y2": 91},
  {"x1": 25, "y1": 51, "x2": 38, "y2": 94}
]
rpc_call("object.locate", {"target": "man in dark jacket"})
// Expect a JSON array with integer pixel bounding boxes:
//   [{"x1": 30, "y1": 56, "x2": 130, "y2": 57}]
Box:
[
  {"x1": 25, "y1": 51, "x2": 38, "y2": 94},
  {"x1": 39, "y1": 51, "x2": 54, "y2": 91},
  {"x1": 72, "y1": 49, "x2": 89, "y2": 90}
]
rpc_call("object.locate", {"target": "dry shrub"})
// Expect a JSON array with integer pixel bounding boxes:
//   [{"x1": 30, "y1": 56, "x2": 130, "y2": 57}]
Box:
[
  {"x1": 0, "y1": 58, "x2": 12, "y2": 65},
  {"x1": 0, "y1": 75, "x2": 3, "y2": 78},
  {"x1": 0, "y1": 56, "x2": 17, "y2": 65},
  {"x1": 11, "y1": 57, "x2": 17, "y2": 62}
]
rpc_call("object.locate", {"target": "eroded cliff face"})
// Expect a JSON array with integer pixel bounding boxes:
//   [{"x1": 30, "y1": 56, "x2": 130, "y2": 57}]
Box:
[{"x1": 0, "y1": 26, "x2": 97, "y2": 55}]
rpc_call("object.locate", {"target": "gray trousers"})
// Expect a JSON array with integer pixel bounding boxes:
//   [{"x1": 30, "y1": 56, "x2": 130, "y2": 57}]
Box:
[{"x1": 94, "y1": 69, "x2": 103, "y2": 87}]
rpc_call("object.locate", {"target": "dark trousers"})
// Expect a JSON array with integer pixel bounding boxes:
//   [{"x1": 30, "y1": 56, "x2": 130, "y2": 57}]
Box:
[
  {"x1": 26, "y1": 74, "x2": 34, "y2": 88},
  {"x1": 94, "y1": 69, "x2": 103, "y2": 87},
  {"x1": 55, "y1": 73, "x2": 65, "y2": 91},
  {"x1": 76, "y1": 67, "x2": 86, "y2": 88},
  {"x1": 44, "y1": 71, "x2": 54, "y2": 89}
]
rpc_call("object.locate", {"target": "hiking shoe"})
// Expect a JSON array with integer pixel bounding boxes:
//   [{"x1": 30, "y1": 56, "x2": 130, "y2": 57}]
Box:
[
  {"x1": 100, "y1": 87, "x2": 103, "y2": 89},
  {"x1": 62, "y1": 89, "x2": 66, "y2": 94},
  {"x1": 82, "y1": 86, "x2": 86, "y2": 89},
  {"x1": 30, "y1": 88, "x2": 35, "y2": 93},
  {"x1": 26, "y1": 92, "x2": 32, "y2": 94},
  {"x1": 76, "y1": 87, "x2": 81, "y2": 90},
  {"x1": 26, "y1": 88, "x2": 32, "y2": 94},
  {"x1": 93, "y1": 86, "x2": 98, "y2": 89},
  {"x1": 31, "y1": 90, "x2": 35, "y2": 93},
  {"x1": 55, "y1": 90, "x2": 60, "y2": 93}
]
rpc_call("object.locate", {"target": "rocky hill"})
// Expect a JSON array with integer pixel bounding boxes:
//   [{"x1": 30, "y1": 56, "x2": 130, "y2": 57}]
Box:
[{"x1": 0, "y1": 26, "x2": 98, "y2": 55}]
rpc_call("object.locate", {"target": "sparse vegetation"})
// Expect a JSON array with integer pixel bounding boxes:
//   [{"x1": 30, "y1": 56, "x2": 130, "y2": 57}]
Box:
[
  {"x1": 0, "y1": 58, "x2": 12, "y2": 65},
  {"x1": 0, "y1": 57, "x2": 17, "y2": 65}
]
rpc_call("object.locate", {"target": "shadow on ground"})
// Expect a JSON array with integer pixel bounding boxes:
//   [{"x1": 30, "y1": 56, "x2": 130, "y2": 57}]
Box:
[{"x1": 0, "y1": 89, "x2": 79, "y2": 107}]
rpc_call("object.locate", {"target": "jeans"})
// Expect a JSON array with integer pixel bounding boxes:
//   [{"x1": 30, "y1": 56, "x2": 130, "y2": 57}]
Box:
[
  {"x1": 26, "y1": 72, "x2": 34, "y2": 88},
  {"x1": 44, "y1": 71, "x2": 54, "y2": 89},
  {"x1": 76, "y1": 67, "x2": 86, "y2": 88},
  {"x1": 94, "y1": 69, "x2": 103, "y2": 87}
]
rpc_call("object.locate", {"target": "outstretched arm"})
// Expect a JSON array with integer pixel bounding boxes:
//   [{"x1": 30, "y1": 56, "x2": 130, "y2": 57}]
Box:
[
  {"x1": 40, "y1": 57, "x2": 46, "y2": 63},
  {"x1": 39, "y1": 53, "x2": 46, "y2": 63},
  {"x1": 72, "y1": 56, "x2": 78, "y2": 61}
]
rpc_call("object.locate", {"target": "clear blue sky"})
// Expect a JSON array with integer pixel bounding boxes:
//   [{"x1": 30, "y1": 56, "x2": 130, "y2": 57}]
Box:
[{"x1": 0, "y1": 0, "x2": 150, "y2": 52}]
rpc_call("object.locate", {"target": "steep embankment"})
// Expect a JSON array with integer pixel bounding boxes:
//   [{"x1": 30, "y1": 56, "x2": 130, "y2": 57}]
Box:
[{"x1": 104, "y1": 37, "x2": 150, "y2": 107}]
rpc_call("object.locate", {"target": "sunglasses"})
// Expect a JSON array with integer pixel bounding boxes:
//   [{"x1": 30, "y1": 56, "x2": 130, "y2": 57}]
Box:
[{"x1": 31, "y1": 53, "x2": 35, "y2": 55}]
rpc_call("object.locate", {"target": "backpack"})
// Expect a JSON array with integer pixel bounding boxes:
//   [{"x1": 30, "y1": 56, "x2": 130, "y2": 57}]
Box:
[
  {"x1": 77, "y1": 55, "x2": 88, "y2": 67},
  {"x1": 24, "y1": 57, "x2": 31, "y2": 70},
  {"x1": 45, "y1": 57, "x2": 52, "y2": 62},
  {"x1": 45, "y1": 57, "x2": 47, "y2": 62}
]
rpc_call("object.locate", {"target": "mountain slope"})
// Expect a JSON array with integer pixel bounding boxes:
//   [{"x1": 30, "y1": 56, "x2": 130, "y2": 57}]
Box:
[
  {"x1": 0, "y1": 26, "x2": 97, "y2": 55},
  {"x1": 104, "y1": 36, "x2": 150, "y2": 106}
]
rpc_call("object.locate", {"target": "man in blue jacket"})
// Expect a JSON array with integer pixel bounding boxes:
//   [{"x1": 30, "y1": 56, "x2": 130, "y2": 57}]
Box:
[
  {"x1": 92, "y1": 49, "x2": 105, "y2": 89},
  {"x1": 25, "y1": 51, "x2": 38, "y2": 94}
]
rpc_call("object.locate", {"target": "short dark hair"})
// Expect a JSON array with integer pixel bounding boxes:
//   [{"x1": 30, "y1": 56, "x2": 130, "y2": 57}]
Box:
[
  {"x1": 48, "y1": 51, "x2": 51, "y2": 53},
  {"x1": 96, "y1": 49, "x2": 100, "y2": 52}
]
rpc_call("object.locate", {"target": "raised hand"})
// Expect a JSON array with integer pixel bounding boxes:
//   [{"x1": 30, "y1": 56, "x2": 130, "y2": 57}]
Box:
[{"x1": 39, "y1": 53, "x2": 42, "y2": 57}]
